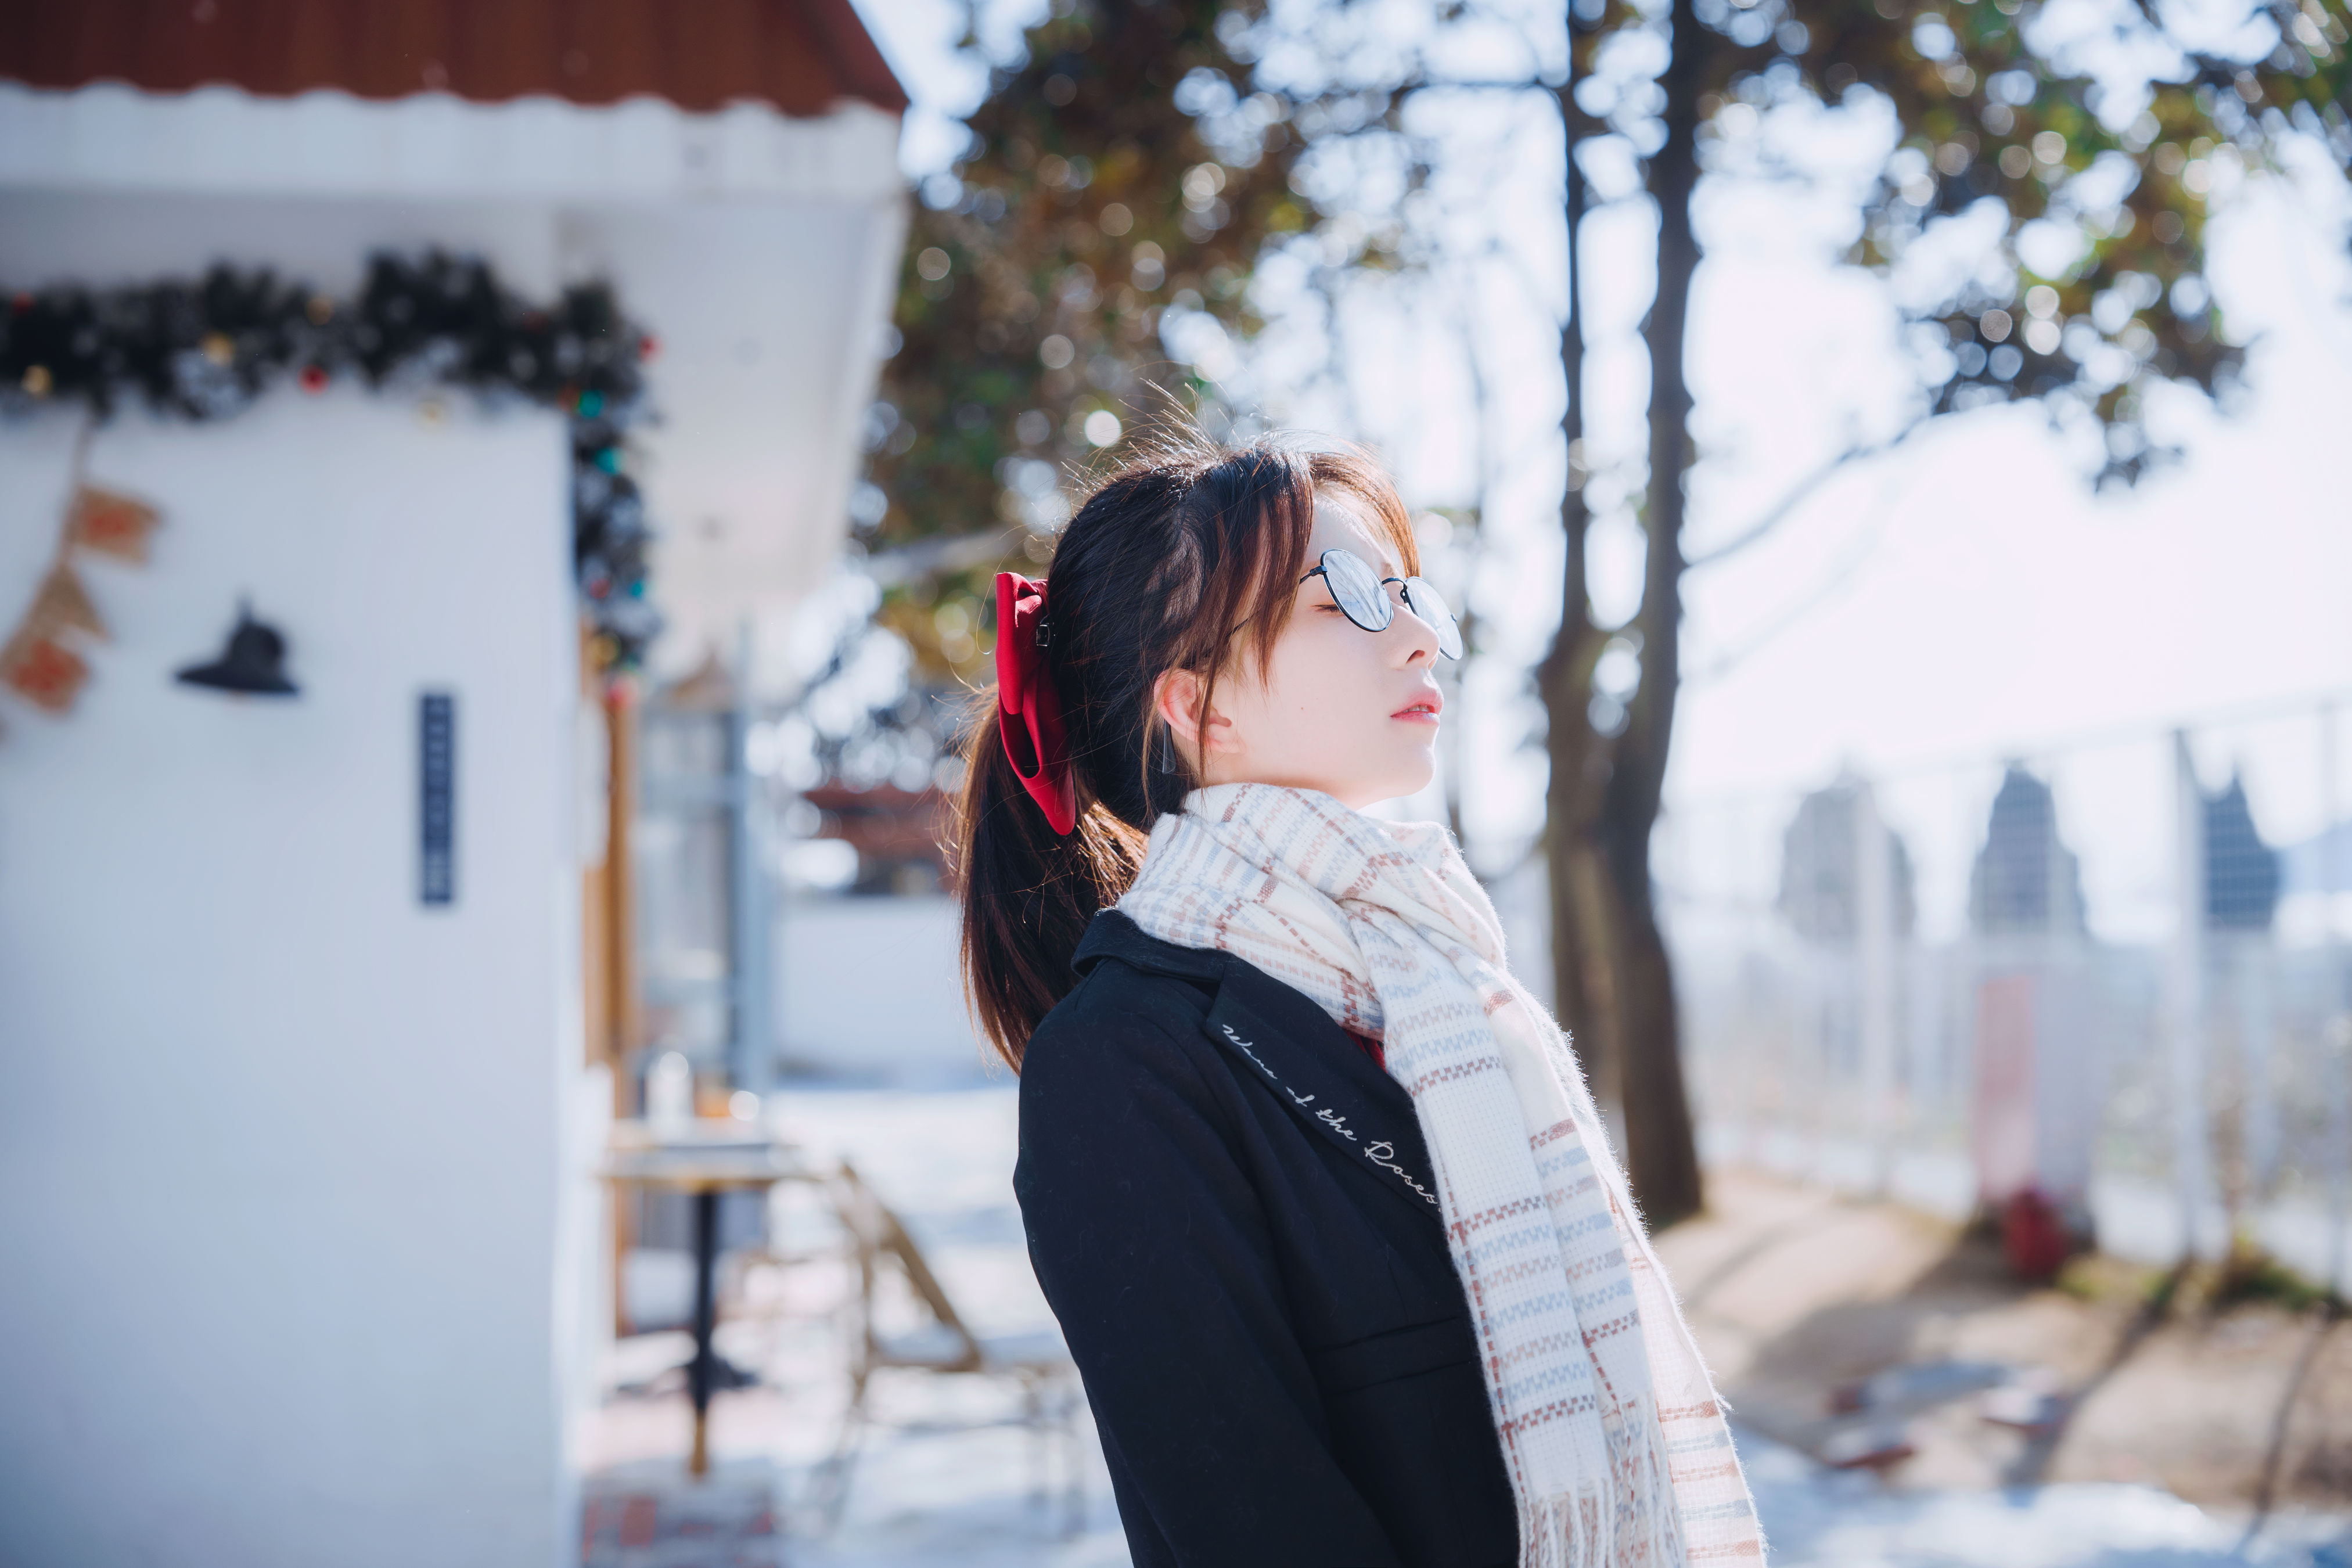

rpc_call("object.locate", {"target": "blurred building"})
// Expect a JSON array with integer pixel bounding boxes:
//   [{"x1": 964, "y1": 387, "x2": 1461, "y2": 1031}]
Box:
[
  {"x1": 1968, "y1": 764, "x2": 2088, "y2": 936},
  {"x1": 0, "y1": 9, "x2": 905, "y2": 1566},
  {"x1": 804, "y1": 779, "x2": 955, "y2": 894},
  {"x1": 1776, "y1": 778, "x2": 1917, "y2": 945},
  {"x1": 2202, "y1": 771, "x2": 2281, "y2": 930}
]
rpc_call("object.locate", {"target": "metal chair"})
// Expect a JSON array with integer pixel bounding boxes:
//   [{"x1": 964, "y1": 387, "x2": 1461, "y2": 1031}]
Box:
[{"x1": 806, "y1": 1160, "x2": 1087, "y2": 1535}]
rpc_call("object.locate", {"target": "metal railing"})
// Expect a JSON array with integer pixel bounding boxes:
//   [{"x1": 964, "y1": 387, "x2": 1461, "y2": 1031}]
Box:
[{"x1": 1659, "y1": 693, "x2": 2352, "y2": 1290}]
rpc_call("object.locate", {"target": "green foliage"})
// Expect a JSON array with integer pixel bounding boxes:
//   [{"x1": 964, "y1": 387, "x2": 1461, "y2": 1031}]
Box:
[
  {"x1": 867, "y1": 0, "x2": 1330, "y2": 684},
  {"x1": 2054, "y1": 1249, "x2": 2163, "y2": 1304},
  {"x1": 1276, "y1": 0, "x2": 2346, "y2": 484},
  {"x1": 2128, "y1": 1244, "x2": 2336, "y2": 1316},
  {"x1": 1758, "y1": 0, "x2": 2350, "y2": 481},
  {"x1": 2210, "y1": 1238, "x2": 2337, "y2": 1311}
]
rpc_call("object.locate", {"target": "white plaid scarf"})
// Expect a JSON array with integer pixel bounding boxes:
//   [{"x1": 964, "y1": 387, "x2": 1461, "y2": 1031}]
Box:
[{"x1": 1119, "y1": 783, "x2": 1763, "y2": 1567}]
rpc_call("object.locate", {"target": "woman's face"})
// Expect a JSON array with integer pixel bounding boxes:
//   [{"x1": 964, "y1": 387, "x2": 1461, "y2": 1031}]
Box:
[{"x1": 1159, "y1": 492, "x2": 1444, "y2": 810}]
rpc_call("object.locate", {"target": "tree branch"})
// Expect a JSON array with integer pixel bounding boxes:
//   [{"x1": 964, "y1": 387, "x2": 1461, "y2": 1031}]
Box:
[
  {"x1": 1681, "y1": 413, "x2": 1930, "y2": 571},
  {"x1": 1683, "y1": 515, "x2": 1884, "y2": 686}
]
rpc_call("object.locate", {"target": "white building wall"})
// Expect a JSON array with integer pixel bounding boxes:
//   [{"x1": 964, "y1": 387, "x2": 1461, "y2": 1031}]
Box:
[
  {"x1": 777, "y1": 895, "x2": 996, "y2": 1082},
  {"x1": 0, "y1": 325, "x2": 584, "y2": 1566},
  {"x1": 0, "y1": 81, "x2": 907, "y2": 1553}
]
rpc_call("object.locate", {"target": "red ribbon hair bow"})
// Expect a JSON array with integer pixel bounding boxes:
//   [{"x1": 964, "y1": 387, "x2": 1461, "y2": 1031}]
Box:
[{"x1": 995, "y1": 571, "x2": 1077, "y2": 835}]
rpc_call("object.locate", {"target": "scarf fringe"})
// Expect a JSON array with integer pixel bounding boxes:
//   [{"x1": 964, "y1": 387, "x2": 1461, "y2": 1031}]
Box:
[{"x1": 1520, "y1": 1396, "x2": 1685, "y2": 1568}]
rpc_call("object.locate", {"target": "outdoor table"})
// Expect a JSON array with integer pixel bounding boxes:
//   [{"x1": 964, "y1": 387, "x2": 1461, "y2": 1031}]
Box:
[{"x1": 599, "y1": 1124, "x2": 819, "y2": 1477}]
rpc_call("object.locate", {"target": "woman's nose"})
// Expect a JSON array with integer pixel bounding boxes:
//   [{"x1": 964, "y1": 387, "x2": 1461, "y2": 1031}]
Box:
[{"x1": 1387, "y1": 597, "x2": 1440, "y2": 665}]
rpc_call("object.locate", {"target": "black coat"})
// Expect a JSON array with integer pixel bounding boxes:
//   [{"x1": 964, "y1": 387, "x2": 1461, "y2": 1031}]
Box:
[{"x1": 1015, "y1": 911, "x2": 1520, "y2": 1568}]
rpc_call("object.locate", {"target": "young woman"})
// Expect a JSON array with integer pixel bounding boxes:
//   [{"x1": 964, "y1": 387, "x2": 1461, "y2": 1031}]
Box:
[{"x1": 956, "y1": 438, "x2": 1761, "y2": 1568}]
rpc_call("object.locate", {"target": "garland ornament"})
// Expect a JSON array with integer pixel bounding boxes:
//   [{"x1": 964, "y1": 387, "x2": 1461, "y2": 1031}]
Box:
[
  {"x1": 176, "y1": 603, "x2": 299, "y2": 697},
  {"x1": 1, "y1": 253, "x2": 663, "y2": 693}
]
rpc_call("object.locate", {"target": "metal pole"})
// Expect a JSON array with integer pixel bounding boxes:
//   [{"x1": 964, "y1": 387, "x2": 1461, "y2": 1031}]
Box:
[
  {"x1": 2168, "y1": 731, "x2": 2213, "y2": 1262},
  {"x1": 2043, "y1": 756, "x2": 2070, "y2": 949},
  {"x1": 688, "y1": 1186, "x2": 720, "y2": 1478},
  {"x1": 1856, "y1": 779, "x2": 1898, "y2": 1197},
  {"x1": 2322, "y1": 704, "x2": 2349, "y2": 1300},
  {"x1": 2236, "y1": 938, "x2": 2278, "y2": 1199},
  {"x1": 730, "y1": 618, "x2": 773, "y2": 1098},
  {"x1": 2329, "y1": 1013, "x2": 2350, "y2": 1301}
]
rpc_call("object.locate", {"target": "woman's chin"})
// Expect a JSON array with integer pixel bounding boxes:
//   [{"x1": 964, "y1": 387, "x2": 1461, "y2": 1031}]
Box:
[{"x1": 1368, "y1": 753, "x2": 1438, "y2": 807}]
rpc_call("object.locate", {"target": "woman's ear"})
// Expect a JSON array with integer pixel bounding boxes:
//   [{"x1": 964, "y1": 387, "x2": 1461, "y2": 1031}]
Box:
[{"x1": 1153, "y1": 668, "x2": 1233, "y2": 768}]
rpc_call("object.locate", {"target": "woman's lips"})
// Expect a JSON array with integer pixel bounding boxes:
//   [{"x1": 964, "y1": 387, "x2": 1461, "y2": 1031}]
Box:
[{"x1": 1391, "y1": 692, "x2": 1444, "y2": 724}]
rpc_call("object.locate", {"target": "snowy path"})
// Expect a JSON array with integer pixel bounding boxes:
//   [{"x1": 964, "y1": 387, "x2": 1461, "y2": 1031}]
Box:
[{"x1": 582, "y1": 1087, "x2": 2350, "y2": 1568}]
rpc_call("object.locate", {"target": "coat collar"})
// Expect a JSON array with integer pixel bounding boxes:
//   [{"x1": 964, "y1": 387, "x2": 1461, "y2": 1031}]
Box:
[
  {"x1": 1073, "y1": 907, "x2": 1227, "y2": 983},
  {"x1": 1076, "y1": 910, "x2": 1443, "y2": 1224}
]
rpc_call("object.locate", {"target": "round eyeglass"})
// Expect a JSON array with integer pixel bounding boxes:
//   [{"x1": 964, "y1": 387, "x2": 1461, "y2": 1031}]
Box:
[{"x1": 1300, "y1": 548, "x2": 1464, "y2": 661}]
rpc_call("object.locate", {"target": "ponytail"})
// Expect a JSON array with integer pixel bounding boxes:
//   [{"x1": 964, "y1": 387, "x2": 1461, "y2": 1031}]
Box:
[{"x1": 956, "y1": 703, "x2": 1145, "y2": 1069}]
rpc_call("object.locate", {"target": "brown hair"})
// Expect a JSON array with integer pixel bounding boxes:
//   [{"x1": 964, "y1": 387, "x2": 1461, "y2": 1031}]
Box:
[{"x1": 954, "y1": 433, "x2": 1418, "y2": 1069}]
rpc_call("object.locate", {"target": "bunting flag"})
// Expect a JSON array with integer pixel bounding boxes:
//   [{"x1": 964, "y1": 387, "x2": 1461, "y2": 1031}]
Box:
[
  {"x1": 0, "y1": 471, "x2": 159, "y2": 732},
  {"x1": 1, "y1": 627, "x2": 91, "y2": 713},
  {"x1": 26, "y1": 562, "x2": 106, "y2": 640},
  {"x1": 67, "y1": 485, "x2": 163, "y2": 563}
]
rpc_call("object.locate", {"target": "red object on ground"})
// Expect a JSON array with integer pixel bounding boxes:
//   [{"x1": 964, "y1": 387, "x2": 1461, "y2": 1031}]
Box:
[
  {"x1": 2002, "y1": 1187, "x2": 2071, "y2": 1282},
  {"x1": 1819, "y1": 1422, "x2": 1916, "y2": 1470}
]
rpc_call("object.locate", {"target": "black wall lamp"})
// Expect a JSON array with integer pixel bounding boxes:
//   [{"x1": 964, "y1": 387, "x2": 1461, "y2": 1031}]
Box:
[{"x1": 176, "y1": 602, "x2": 299, "y2": 696}]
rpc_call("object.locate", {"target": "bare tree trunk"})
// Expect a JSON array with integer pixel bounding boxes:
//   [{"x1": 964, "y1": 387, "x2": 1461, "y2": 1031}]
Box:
[
  {"x1": 1542, "y1": 77, "x2": 1609, "y2": 1099},
  {"x1": 1605, "y1": 0, "x2": 1706, "y2": 1228},
  {"x1": 1544, "y1": 5, "x2": 1709, "y2": 1228}
]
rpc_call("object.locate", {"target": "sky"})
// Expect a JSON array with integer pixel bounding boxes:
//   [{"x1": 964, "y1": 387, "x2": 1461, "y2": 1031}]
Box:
[{"x1": 846, "y1": 0, "x2": 2352, "y2": 937}]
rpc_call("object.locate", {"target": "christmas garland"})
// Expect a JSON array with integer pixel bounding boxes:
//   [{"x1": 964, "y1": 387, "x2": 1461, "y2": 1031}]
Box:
[{"x1": 0, "y1": 251, "x2": 659, "y2": 667}]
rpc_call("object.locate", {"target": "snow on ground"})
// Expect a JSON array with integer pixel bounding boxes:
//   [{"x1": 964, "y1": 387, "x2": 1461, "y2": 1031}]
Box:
[
  {"x1": 768, "y1": 1085, "x2": 1133, "y2": 1566},
  {"x1": 1744, "y1": 1436, "x2": 2351, "y2": 1566},
  {"x1": 584, "y1": 1087, "x2": 2351, "y2": 1568}
]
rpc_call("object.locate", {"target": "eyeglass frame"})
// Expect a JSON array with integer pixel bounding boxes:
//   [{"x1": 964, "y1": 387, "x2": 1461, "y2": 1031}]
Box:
[{"x1": 1299, "y1": 548, "x2": 1464, "y2": 660}]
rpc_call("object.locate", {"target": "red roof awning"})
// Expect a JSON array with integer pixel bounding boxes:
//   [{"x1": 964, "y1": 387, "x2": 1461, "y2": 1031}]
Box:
[{"x1": 0, "y1": 0, "x2": 908, "y2": 118}]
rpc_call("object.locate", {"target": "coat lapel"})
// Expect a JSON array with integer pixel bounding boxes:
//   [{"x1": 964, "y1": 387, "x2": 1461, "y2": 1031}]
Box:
[
  {"x1": 1202, "y1": 980, "x2": 1444, "y2": 1224},
  {"x1": 1077, "y1": 909, "x2": 1443, "y2": 1227}
]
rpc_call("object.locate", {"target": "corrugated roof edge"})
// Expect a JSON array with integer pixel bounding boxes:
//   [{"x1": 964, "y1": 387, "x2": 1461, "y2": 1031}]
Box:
[{"x1": 0, "y1": 0, "x2": 909, "y2": 119}]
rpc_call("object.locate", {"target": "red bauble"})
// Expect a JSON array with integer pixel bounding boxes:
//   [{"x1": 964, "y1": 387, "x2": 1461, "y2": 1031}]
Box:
[
  {"x1": 299, "y1": 364, "x2": 329, "y2": 394},
  {"x1": 637, "y1": 333, "x2": 659, "y2": 361}
]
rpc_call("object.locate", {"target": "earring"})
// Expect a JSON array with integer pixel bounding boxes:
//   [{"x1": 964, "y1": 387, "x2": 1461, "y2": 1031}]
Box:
[{"x1": 1157, "y1": 725, "x2": 1179, "y2": 775}]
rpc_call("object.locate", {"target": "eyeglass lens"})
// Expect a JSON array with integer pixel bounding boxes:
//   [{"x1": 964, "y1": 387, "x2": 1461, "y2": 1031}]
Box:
[
  {"x1": 1402, "y1": 577, "x2": 1465, "y2": 660},
  {"x1": 1311, "y1": 549, "x2": 1463, "y2": 660},
  {"x1": 1317, "y1": 549, "x2": 1391, "y2": 634}
]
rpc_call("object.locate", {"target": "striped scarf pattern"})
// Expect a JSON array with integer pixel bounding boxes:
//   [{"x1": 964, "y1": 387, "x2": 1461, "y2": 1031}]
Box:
[{"x1": 1119, "y1": 783, "x2": 1763, "y2": 1567}]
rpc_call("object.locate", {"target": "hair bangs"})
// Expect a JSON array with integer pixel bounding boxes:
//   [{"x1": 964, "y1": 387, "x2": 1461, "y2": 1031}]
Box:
[{"x1": 1308, "y1": 448, "x2": 1420, "y2": 581}]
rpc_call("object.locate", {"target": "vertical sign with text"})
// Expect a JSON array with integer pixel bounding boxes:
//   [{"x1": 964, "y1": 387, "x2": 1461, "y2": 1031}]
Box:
[{"x1": 419, "y1": 691, "x2": 456, "y2": 907}]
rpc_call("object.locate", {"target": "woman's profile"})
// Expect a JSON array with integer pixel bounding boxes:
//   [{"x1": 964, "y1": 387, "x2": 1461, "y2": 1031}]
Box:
[{"x1": 954, "y1": 434, "x2": 1763, "y2": 1567}]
